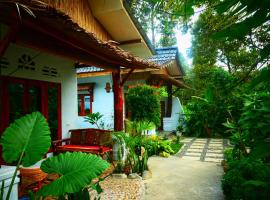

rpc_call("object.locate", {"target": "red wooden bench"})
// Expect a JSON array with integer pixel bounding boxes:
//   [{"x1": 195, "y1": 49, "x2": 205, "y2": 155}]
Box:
[{"x1": 53, "y1": 128, "x2": 113, "y2": 156}]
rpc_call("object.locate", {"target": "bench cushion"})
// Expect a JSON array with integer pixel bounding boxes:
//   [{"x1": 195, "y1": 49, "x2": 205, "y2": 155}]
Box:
[{"x1": 56, "y1": 144, "x2": 112, "y2": 154}]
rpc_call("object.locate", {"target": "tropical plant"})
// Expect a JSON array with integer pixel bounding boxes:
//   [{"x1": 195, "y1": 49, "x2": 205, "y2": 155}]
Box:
[
  {"x1": 126, "y1": 120, "x2": 155, "y2": 136},
  {"x1": 37, "y1": 152, "x2": 109, "y2": 198},
  {"x1": 0, "y1": 112, "x2": 51, "y2": 200},
  {"x1": 84, "y1": 112, "x2": 104, "y2": 129},
  {"x1": 0, "y1": 112, "x2": 110, "y2": 199},
  {"x1": 126, "y1": 85, "x2": 161, "y2": 127}
]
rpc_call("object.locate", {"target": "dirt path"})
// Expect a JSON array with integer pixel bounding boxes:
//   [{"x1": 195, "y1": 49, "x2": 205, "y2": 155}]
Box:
[{"x1": 144, "y1": 138, "x2": 226, "y2": 200}]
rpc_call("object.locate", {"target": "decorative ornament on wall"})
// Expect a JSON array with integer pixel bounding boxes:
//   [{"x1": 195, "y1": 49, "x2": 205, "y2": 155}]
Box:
[
  {"x1": 105, "y1": 82, "x2": 111, "y2": 93},
  {"x1": 42, "y1": 66, "x2": 59, "y2": 77},
  {"x1": 18, "y1": 54, "x2": 36, "y2": 71},
  {"x1": 0, "y1": 57, "x2": 9, "y2": 69}
]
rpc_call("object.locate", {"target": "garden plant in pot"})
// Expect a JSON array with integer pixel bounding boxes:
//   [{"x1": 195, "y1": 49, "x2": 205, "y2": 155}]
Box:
[{"x1": 0, "y1": 112, "x2": 110, "y2": 200}]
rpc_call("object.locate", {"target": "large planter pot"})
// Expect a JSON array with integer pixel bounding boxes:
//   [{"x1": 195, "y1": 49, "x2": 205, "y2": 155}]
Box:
[{"x1": 0, "y1": 166, "x2": 20, "y2": 200}]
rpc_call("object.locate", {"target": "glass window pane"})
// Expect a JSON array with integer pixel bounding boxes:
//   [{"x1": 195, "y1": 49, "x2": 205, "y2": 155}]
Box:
[
  {"x1": 8, "y1": 83, "x2": 24, "y2": 123},
  {"x1": 48, "y1": 87, "x2": 58, "y2": 141},
  {"x1": 28, "y1": 86, "x2": 41, "y2": 113},
  {"x1": 84, "y1": 96, "x2": 91, "y2": 114}
]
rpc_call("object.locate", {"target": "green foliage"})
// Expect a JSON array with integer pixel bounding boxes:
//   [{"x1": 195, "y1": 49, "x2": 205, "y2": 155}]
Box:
[
  {"x1": 0, "y1": 112, "x2": 51, "y2": 200},
  {"x1": 84, "y1": 112, "x2": 104, "y2": 129},
  {"x1": 126, "y1": 120, "x2": 156, "y2": 136},
  {"x1": 182, "y1": 67, "x2": 243, "y2": 137},
  {"x1": 0, "y1": 112, "x2": 51, "y2": 166},
  {"x1": 37, "y1": 152, "x2": 109, "y2": 197},
  {"x1": 221, "y1": 71, "x2": 270, "y2": 199},
  {"x1": 222, "y1": 158, "x2": 270, "y2": 200},
  {"x1": 128, "y1": 0, "x2": 178, "y2": 47},
  {"x1": 126, "y1": 85, "x2": 161, "y2": 126}
]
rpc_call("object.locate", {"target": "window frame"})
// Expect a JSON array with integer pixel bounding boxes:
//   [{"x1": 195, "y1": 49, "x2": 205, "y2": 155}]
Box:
[
  {"x1": 0, "y1": 76, "x2": 62, "y2": 139},
  {"x1": 77, "y1": 83, "x2": 94, "y2": 116}
]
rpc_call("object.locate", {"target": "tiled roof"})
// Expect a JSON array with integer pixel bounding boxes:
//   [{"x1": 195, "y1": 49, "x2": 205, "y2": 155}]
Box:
[
  {"x1": 76, "y1": 66, "x2": 104, "y2": 73},
  {"x1": 0, "y1": 0, "x2": 160, "y2": 70},
  {"x1": 148, "y1": 47, "x2": 178, "y2": 65}
]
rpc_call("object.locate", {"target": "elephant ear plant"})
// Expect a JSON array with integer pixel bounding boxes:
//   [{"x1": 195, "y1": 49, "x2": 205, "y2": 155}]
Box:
[
  {"x1": 37, "y1": 152, "x2": 109, "y2": 198},
  {"x1": 0, "y1": 112, "x2": 51, "y2": 200},
  {"x1": 0, "y1": 112, "x2": 110, "y2": 200}
]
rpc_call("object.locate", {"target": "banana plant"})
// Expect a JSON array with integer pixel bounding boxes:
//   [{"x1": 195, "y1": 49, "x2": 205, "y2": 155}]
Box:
[{"x1": 0, "y1": 112, "x2": 51, "y2": 200}]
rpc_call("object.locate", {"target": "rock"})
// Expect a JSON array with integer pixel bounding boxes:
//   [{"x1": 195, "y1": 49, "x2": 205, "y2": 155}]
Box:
[
  {"x1": 142, "y1": 170, "x2": 152, "y2": 180},
  {"x1": 128, "y1": 173, "x2": 141, "y2": 179},
  {"x1": 111, "y1": 173, "x2": 127, "y2": 179}
]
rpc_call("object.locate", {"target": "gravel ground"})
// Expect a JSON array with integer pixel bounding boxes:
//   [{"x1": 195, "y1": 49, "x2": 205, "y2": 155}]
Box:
[{"x1": 90, "y1": 176, "x2": 145, "y2": 200}]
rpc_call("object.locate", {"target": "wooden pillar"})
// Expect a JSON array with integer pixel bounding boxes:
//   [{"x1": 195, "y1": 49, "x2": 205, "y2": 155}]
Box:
[
  {"x1": 166, "y1": 83, "x2": 172, "y2": 117},
  {"x1": 112, "y1": 68, "x2": 123, "y2": 131}
]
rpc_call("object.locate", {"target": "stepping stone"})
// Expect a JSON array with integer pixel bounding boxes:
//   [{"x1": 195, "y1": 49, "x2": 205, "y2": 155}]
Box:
[
  {"x1": 207, "y1": 149, "x2": 223, "y2": 153},
  {"x1": 209, "y1": 141, "x2": 223, "y2": 144},
  {"x1": 187, "y1": 149, "x2": 203, "y2": 153},
  {"x1": 208, "y1": 146, "x2": 223, "y2": 149},
  {"x1": 204, "y1": 157, "x2": 223, "y2": 163},
  {"x1": 205, "y1": 153, "x2": 224, "y2": 158},
  {"x1": 195, "y1": 139, "x2": 208, "y2": 142},
  {"x1": 188, "y1": 148, "x2": 204, "y2": 151},
  {"x1": 192, "y1": 142, "x2": 206, "y2": 145},
  {"x1": 182, "y1": 156, "x2": 200, "y2": 161},
  {"x1": 209, "y1": 144, "x2": 223, "y2": 147},
  {"x1": 185, "y1": 152, "x2": 201, "y2": 157},
  {"x1": 190, "y1": 145, "x2": 205, "y2": 148}
]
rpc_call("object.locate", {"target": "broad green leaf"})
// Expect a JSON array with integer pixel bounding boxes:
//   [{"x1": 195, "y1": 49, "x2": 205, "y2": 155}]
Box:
[
  {"x1": 37, "y1": 152, "x2": 109, "y2": 196},
  {"x1": 213, "y1": 9, "x2": 268, "y2": 40},
  {"x1": 0, "y1": 112, "x2": 51, "y2": 167}
]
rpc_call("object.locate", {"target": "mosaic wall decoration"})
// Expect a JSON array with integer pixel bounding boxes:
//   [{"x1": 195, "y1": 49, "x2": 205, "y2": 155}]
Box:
[{"x1": 18, "y1": 54, "x2": 36, "y2": 71}]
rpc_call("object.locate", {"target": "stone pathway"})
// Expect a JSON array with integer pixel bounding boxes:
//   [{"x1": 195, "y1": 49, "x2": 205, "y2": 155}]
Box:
[
  {"x1": 144, "y1": 137, "x2": 226, "y2": 200},
  {"x1": 178, "y1": 137, "x2": 228, "y2": 163}
]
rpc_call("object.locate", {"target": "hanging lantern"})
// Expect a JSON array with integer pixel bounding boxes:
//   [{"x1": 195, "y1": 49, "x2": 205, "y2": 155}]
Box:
[{"x1": 105, "y1": 82, "x2": 111, "y2": 93}]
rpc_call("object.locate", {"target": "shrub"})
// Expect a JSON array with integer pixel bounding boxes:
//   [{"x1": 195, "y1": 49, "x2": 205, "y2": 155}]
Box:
[
  {"x1": 126, "y1": 85, "x2": 161, "y2": 126},
  {"x1": 222, "y1": 158, "x2": 270, "y2": 200}
]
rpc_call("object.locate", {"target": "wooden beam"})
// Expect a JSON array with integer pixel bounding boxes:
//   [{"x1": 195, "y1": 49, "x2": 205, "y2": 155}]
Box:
[
  {"x1": 120, "y1": 67, "x2": 135, "y2": 86},
  {"x1": 112, "y1": 68, "x2": 124, "y2": 131},
  {"x1": 21, "y1": 19, "x2": 133, "y2": 68},
  {"x1": 0, "y1": 22, "x2": 19, "y2": 57},
  {"x1": 119, "y1": 39, "x2": 142, "y2": 45},
  {"x1": 77, "y1": 70, "x2": 113, "y2": 78},
  {"x1": 17, "y1": 28, "x2": 117, "y2": 70}
]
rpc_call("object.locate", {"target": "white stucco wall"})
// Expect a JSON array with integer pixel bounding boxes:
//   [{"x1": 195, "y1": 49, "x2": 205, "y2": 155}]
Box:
[
  {"x1": 163, "y1": 97, "x2": 183, "y2": 131},
  {"x1": 1, "y1": 43, "x2": 78, "y2": 139},
  {"x1": 77, "y1": 75, "x2": 114, "y2": 130}
]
